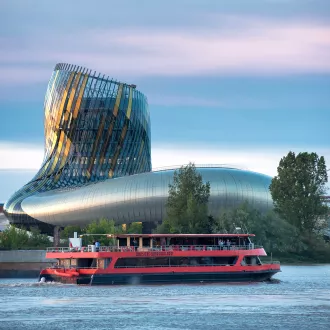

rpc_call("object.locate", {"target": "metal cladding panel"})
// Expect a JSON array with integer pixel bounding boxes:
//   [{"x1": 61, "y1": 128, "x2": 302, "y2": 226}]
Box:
[
  {"x1": 4, "y1": 63, "x2": 151, "y2": 229},
  {"x1": 20, "y1": 168, "x2": 273, "y2": 228}
]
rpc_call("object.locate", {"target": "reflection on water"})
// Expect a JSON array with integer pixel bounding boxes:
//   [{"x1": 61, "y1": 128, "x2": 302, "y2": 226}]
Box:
[{"x1": 0, "y1": 265, "x2": 330, "y2": 330}]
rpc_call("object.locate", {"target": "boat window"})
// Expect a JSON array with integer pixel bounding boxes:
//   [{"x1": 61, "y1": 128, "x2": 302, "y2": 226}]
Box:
[
  {"x1": 104, "y1": 258, "x2": 112, "y2": 268},
  {"x1": 97, "y1": 258, "x2": 112, "y2": 269},
  {"x1": 77, "y1": 258, "x2": 96, "y2": 268},
  {"x1": 241, "y1": 256, "x2": 261, "y2": 266},
  {"x1": 114, "y1": 256, "x2": 238, "y2": 268},
  {"x1": 115, "y1": 257, "x2": 169, "y2": 268},
  {"x1": 59, "y1": 259, "x2": 71, "y2": 268}
]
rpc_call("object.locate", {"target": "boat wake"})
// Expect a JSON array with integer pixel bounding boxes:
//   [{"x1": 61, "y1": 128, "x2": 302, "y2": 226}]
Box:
[
  {"x1": 0, "y1": 280, "x2": 65, "y2": 287},
  {"x1": 265, "y1": 278, "x2": 282, "y2": 284}
]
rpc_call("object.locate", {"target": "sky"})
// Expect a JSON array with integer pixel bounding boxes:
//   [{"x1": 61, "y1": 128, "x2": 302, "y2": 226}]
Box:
[{"x1": 0, "y1": 0, "x2": 329, "y2": 201}]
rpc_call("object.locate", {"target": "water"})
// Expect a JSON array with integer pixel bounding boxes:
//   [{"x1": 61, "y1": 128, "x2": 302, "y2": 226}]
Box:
[{"x1": 0, "y1": 265, "x2": 330, "y2": 330}]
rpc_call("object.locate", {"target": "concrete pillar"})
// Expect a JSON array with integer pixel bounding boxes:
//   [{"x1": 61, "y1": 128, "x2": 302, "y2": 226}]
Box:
[
  {"x1": 126, "y1": 237, "x2": 130, "y2": 246},
  {"x1": 53, "y1": 226, "x2": 61, "y2": 247},
  {"x1": 139, "y1": 237, "x2": 143, "y2": 248}
]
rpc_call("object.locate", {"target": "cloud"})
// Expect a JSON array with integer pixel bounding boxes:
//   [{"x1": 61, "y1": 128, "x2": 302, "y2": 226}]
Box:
[
  {"x1": 1, "y1": 141, "x2": 328, "y2": 201},
  {"x1": 0, "y1": 66, "x2": 51, "y2": 85},
  {"x1": 0, "y1": 169, "x2": 37, "y2": 202},
  {"x1": 1, "y1": 17, "x2": 330, "y2": 85},
  {"x1": 1, "y1": 141, "x2": 328, "y2": 186},
  {"x1": 0, "y1": 142, "x2": 44, "y2": 169},
  {"x1": 151, "y1": 143, "x2": 330, "y2": 188}
]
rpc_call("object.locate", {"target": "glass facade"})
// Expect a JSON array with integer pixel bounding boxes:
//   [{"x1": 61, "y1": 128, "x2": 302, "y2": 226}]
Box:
[
  {"x1": 4, "y1": 63, "x2": 151, "y2": 232},
  {"x1": 4, "y1": 63, "x2": 273, "y2": 234}
]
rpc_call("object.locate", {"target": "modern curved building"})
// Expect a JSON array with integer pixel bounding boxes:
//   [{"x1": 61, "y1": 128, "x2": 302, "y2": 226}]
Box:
[{"x1": 4, "y1": 63, "x2": 273, "y2": 234}]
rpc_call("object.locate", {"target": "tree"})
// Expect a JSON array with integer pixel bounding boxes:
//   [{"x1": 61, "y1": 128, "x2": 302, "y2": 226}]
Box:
[
  {"x1": 60, "y1": 225, "x2": 85, "y2": 240},
  {"x1": 126, "y1": 222, "x2": 143, "y2": 234},
  {"x1": 270, "y1": 151, "x2": 328, "y2": 234},
  {"x1": 211, "y1": 202, "x2": 304, "y2": 255},
  {"x1": 157, "y1": 162, "x2": 211, "y2": 233},
  {"x1": 84, "y1": 218, "x2": 123, "y2": 245},
  {"x1": 0, "y1": 225, "x2": 51, "y2": 249},
  {"x1": 0, "y1": 225, "x2": 29, "y2": 249},
  {"x1": 28, "y1": 227, "x2": 52, "y2": 248}
]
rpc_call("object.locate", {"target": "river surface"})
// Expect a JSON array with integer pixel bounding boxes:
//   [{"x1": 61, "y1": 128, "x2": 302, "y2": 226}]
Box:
[{"x1": 0, "y1": 265, "x2": 330, "y2": 330}]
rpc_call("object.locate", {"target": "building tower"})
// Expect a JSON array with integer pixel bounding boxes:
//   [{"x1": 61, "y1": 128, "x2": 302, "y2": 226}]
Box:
[{"x1": 4, "y1": 63, "x2": 151, "y2": 232}]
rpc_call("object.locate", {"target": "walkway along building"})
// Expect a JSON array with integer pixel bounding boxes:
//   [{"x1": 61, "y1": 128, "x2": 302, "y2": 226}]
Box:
[{"x1": 4, "y1": 63, "x2": 273, "y2": 234}]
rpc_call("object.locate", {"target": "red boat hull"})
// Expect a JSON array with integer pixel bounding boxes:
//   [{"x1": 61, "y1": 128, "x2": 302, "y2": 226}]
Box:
[{"x1": 39, "y1": 265, "x2": 280, "y2": 285}]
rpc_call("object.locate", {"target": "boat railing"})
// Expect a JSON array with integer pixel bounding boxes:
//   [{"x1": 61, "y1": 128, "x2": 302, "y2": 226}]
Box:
[
  {"x1": 46, "y1": 244, "x2": 263, "y2": 253},
  {"x1": 147, "y1": 245, "x2": 263, "y2": 251},
  {"x1": 47, "y1": 247, "x2": 72, "y2": 252}
]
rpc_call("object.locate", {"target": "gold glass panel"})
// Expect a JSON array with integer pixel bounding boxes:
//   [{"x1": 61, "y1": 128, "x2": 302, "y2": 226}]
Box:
[
  {"x1": 72, "y1": 74, "x2": 88, "y2": 119},
  {"x1": 126, "y1": 88, "x2": 133, "y2": 119}
]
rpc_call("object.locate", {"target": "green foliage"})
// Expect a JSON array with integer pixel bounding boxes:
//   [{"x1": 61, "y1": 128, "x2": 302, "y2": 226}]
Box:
[
  {"x1": 0, "y1": 225, "x2": 51, "y2": 250},
  {"x1": 270, "y1": 151, "x2": 329, "y2": 234},
  {"x1": 126, "y1": 222, "x2": 143, "y2": 234},
  {"x1": 28, "y1": 227, "x2": 53, "y2": 248},
  {"x1": 84, "y1": 218, "x2": 123, "y2": 245},
  {"x1": 212, "y1": 202, "x2": 302, "y2": 253},
  {"x1": 157, "y1": 162, "x2": 212, "y2": 233},
  {"x1": 60, "y1": 225, "x2": 85, "y2": 240},
  {"x1": 212, "y1": 202, "x2": 330, "y2": 263},
  {"x1": 0, "y1": 226, "x2": 29, "y2": 249}
]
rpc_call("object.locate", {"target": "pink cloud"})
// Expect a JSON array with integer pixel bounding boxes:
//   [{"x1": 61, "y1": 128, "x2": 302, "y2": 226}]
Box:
[{"x1": 0, "y1": 18, "x2": 330, "y2": 84}]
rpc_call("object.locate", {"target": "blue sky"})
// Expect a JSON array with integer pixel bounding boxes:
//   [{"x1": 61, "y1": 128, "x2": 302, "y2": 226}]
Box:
[{"x1": 0, "y1": 0, "x2": 329, "y2": 201}]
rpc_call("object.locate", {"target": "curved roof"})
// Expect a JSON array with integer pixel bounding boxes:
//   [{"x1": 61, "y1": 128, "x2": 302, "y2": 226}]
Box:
[{"x1": 21, "y1": 167, "x2": 273, "y2": 227}]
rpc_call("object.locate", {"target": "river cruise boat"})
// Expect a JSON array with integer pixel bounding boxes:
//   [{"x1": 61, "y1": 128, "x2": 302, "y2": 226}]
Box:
[{"x1": 39, "y1": 233, "x2": 281, "y2": 285}]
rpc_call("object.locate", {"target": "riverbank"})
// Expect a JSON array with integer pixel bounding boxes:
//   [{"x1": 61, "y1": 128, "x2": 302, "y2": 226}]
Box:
[{"x1": 0, "y1": 250, "x2": 56, "y2": 278}]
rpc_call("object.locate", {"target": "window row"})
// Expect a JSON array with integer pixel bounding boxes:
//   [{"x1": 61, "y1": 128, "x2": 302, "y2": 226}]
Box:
[{"x1": 114, "y1": 256, "x2": 238, "y2": 268}]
